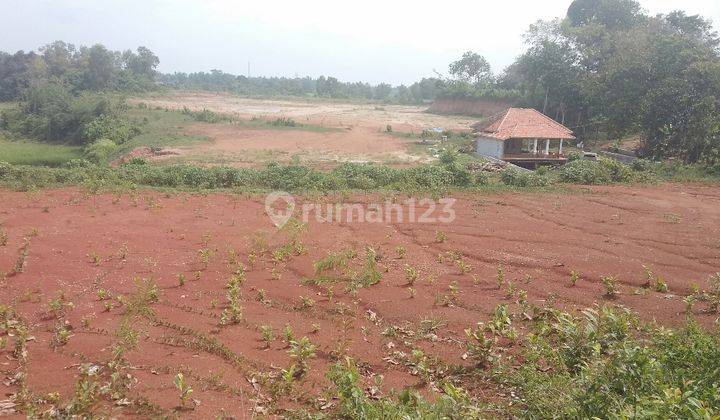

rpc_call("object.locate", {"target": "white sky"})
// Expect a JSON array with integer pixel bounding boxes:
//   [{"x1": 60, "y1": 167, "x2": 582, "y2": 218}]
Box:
[{"x1": 1, "y1": 0, "x2": 719, "y2": 85}]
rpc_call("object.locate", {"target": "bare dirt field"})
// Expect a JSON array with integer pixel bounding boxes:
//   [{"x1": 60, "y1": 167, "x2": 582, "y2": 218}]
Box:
[
  {"x1": 1, "y1": 183, "x2": 719, "y2": 415},
  {"x1": 182, "y1": 123, "x2": 416, "y2": 167},
  {"x1": 132, "y1": 93, "x2": 476, "y2": 167}
]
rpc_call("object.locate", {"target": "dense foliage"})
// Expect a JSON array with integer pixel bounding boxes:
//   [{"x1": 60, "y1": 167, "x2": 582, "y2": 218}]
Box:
[
  {"x1": 303, "y1": 305, "x2": 720, "y2": 419},
  {"x1": 0, "y1": 41, "x2": 156, "y2": 160},
  {"x1": 0, "y1": 41, "x2": 158, "y2": 100},
  {"x1": 0, "y1": 84, "x2": 132, "y2": 145},
  {"x1": 506, "y1": 306, "x2": 720, "y2": 418},
  {"x1": 158, "y1": 71, "x2": 448, "y2": 104},
  {"x1": 500, "y1": 1, "x2": 720, "y2": 164},
  {"x1": 0, "y1": 156, "x2": 489, "y2": 192}
]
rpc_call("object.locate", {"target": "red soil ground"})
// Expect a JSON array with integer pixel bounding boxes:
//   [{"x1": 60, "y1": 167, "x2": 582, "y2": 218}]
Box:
[
  {"x1": 133, "y1": 93, "x2": 476, "y2": 166},
  {"x1": 187, "y1": 123, "x2": 409, "y2": 160},
  {"x1": 0, "y1": 183, "x2": 719, "y2": 416}
]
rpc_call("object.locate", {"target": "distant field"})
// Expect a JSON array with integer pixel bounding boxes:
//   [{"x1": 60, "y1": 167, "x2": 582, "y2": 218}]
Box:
[
  {"x1": 129, "y1": 92, "x2": 476, "y2": 168},
  {"x1": 1, "y1": 96, "x2": 476, "y2": 168}
]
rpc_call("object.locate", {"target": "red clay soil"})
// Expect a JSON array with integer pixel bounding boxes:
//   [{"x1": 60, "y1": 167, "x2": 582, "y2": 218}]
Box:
[
  {"x1": 188, "y1": 123, "x2": 408, "y2": 157},
  {"x1": 0, "y1": 183, "x2": 719, "y2": 416}
]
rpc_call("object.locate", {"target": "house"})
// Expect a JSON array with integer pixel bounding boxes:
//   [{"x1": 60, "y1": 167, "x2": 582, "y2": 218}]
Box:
[{"x1": 473, "y1": 108, "x2": 575, "y2": 169}]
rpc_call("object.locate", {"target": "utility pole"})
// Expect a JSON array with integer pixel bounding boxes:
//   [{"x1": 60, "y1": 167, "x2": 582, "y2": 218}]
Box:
[{"x1": 247, "y1": 62, "x2": 250, "y2": 78}]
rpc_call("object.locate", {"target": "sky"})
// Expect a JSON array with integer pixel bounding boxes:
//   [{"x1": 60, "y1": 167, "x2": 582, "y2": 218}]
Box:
[{"x1": 1, "y1": 0, "x2": 719, "y2": 85}]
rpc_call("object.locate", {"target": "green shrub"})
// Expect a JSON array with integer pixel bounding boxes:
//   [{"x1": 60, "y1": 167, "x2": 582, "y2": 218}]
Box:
[
  {"x1": 442, "y1": 157, "x2": 478, "y2": 187},
  {"x1": 404, "y1": 165, "x2": 455, "y2": 188},
  {"x1": 560, "y1": 159, "x2": 609, "y2": 184},
  {"x1": 510, "y1": 307, "x2": 720, "y2": 419},
  {"x1": 500, "y1": 168, "x2": 549, "y2": 187},
  {"x1": 535, "y1": 165, "x2": 550, "y2": 176},
  {"x1": 331, "y1": 163, "x2": 401, "y2": 189},
  {"x1": 0, "y1": 83, "x2": 128, "y2": 144},
  {"x1": 560, "y1": 158, "x2": 635, "y2": 184},
  {"x1": 125, "y1": 157, "x2": 147, "y2": 165},
  {"x1": 84, "y1": 139, "x2": 118, "y2": 163},
  {"x1": 181, "y1": 107, "x2": 232, "y2": 123},
  {"x1": 63, "y1": 159, "x2": 93, "y2": 169},
  {"x1": 631, "y1": 158, "x2": 654, "y2": 172},
  {"x1": 566, "y1": 151, "x2": 582, "y2": 161},
  {"x1": 0, "y1": 161, "x2": 11, "y2": 177},
  {"x1": 601, "y1": 158, "x2": 635, "y2": 182},
  {"x1": 269, "y1": 117, "x2": 298, "y2": 127},
  {"x1": 1, "y1": 154, "x2": 709, "y2": 193},
  {"x1": 83, "y1": 115, "x2": 140, "y2": 144},
  {"x1": 327, "y1": 357, "x2": 484, "y2": 418},
  {"x1": 706, "y1": 162, "x2": 720, "y2": 176}
]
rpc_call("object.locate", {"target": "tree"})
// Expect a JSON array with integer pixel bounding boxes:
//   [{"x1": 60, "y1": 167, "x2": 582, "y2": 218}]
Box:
[
  {"x1": 664, "y1": 11, "x2": 720, "y2": 50},
  {"x1": 395, "y1": 85, "x2": 412, "y2": 103},
  {"x1": 566, "y1": 0, "x2": 642, "y2": 30},
  {"x1": 79, "y1": 44, "x2": 117, "y2": 91},
  {"x1": 448, "y1": 51, "x2": 493, "y2": 85},
  {"x1": 123, "y1": 46, "x2": 159, "y2": 78},
  {"x1": 316, "y1": 76, "x2": 343, "y2": 98},
  {"x1": 373, "y1": 83, "x2": 392, "y2": 100},
  {"x1": 0, "y1": 51, "x2": 38, "y2": 100},
  {"x1": 508, "y1": 20, "x2": 584, "y2": 123},
  {"x1": 638, "y1": 57, "x2": 720, "y2": 163},
  {"x1": 500, "y1": 0, "x2": 720, "y2": 163},
  {"x1": 39, "y1": 41, "x2": 78, "y2": 81},
  {"x1": 409, "y1": 77, "x2": 442, "y2": 103}
]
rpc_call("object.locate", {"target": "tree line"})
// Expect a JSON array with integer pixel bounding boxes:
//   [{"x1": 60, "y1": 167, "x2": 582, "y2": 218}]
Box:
[
  {"x1": 1, "y1": 0, "x2": 719, "y2": 163},
  {"x1": 0, "y1": 41, "x2": 159, "y2": 100},
  {"x1": 157, "y1": 72, "x2": 457, "y2": 104},
  {"x1": 424, "y1": 0, "x2": 720, "y2": 164},
  {"x1": 0, "y1": 41, "x2": 154, "y2": 157}
]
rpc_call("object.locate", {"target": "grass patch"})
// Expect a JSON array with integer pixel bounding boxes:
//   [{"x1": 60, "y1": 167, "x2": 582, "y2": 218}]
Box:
[
  {"x1": 0, "y1": 102, "x2": 19, "y2": 112},
  {"x1": 113, "y1": 107, "x2": 210, "y2": 157},
  {"x1": 246, "y1": 118, "x2": 341, "y2": 133},
  {"x1": 0, "y1": 137, "x2": 83, "y2": 166}
]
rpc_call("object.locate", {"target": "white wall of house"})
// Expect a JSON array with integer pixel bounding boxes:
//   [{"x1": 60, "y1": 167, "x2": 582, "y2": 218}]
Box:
[{"x1": 475, "y1": 136, "x2": 504, "y2": 159}]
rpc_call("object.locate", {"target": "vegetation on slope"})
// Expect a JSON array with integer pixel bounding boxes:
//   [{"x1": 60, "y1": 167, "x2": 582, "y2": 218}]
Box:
[{"x1": 0, "y1": 150, "x2": 718, "y2": 194}]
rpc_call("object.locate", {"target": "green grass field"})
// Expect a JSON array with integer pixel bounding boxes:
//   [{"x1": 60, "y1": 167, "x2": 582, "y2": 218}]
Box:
[{"x1": 0, "y1": 137, "x2": 83, "y2": 166}]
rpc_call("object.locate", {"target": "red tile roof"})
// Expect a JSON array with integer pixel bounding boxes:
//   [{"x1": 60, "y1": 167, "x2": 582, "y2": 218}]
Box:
[{"x1": 473, "y1": 108, "x2": 575, "y2": 141}]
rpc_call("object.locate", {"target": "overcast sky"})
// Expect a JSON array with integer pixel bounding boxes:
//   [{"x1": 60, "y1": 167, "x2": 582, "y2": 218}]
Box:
[{"x1": 2, "y1": 0, "x2": 719, "y2": 85}]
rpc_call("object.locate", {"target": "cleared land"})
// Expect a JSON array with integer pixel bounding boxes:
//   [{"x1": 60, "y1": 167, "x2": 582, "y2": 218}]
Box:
[
  {"x1": 132, "y1": 93, "x2": 475, "y2": 167},
  {"x1": 0, "y1": 184, "x2": 718, "y2": 416}
]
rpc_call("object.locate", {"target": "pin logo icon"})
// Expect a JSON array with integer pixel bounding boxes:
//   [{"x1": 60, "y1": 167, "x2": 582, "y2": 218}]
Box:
[{"x1": 265, "y1": 191, "x2": 295, "y2": 228}]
